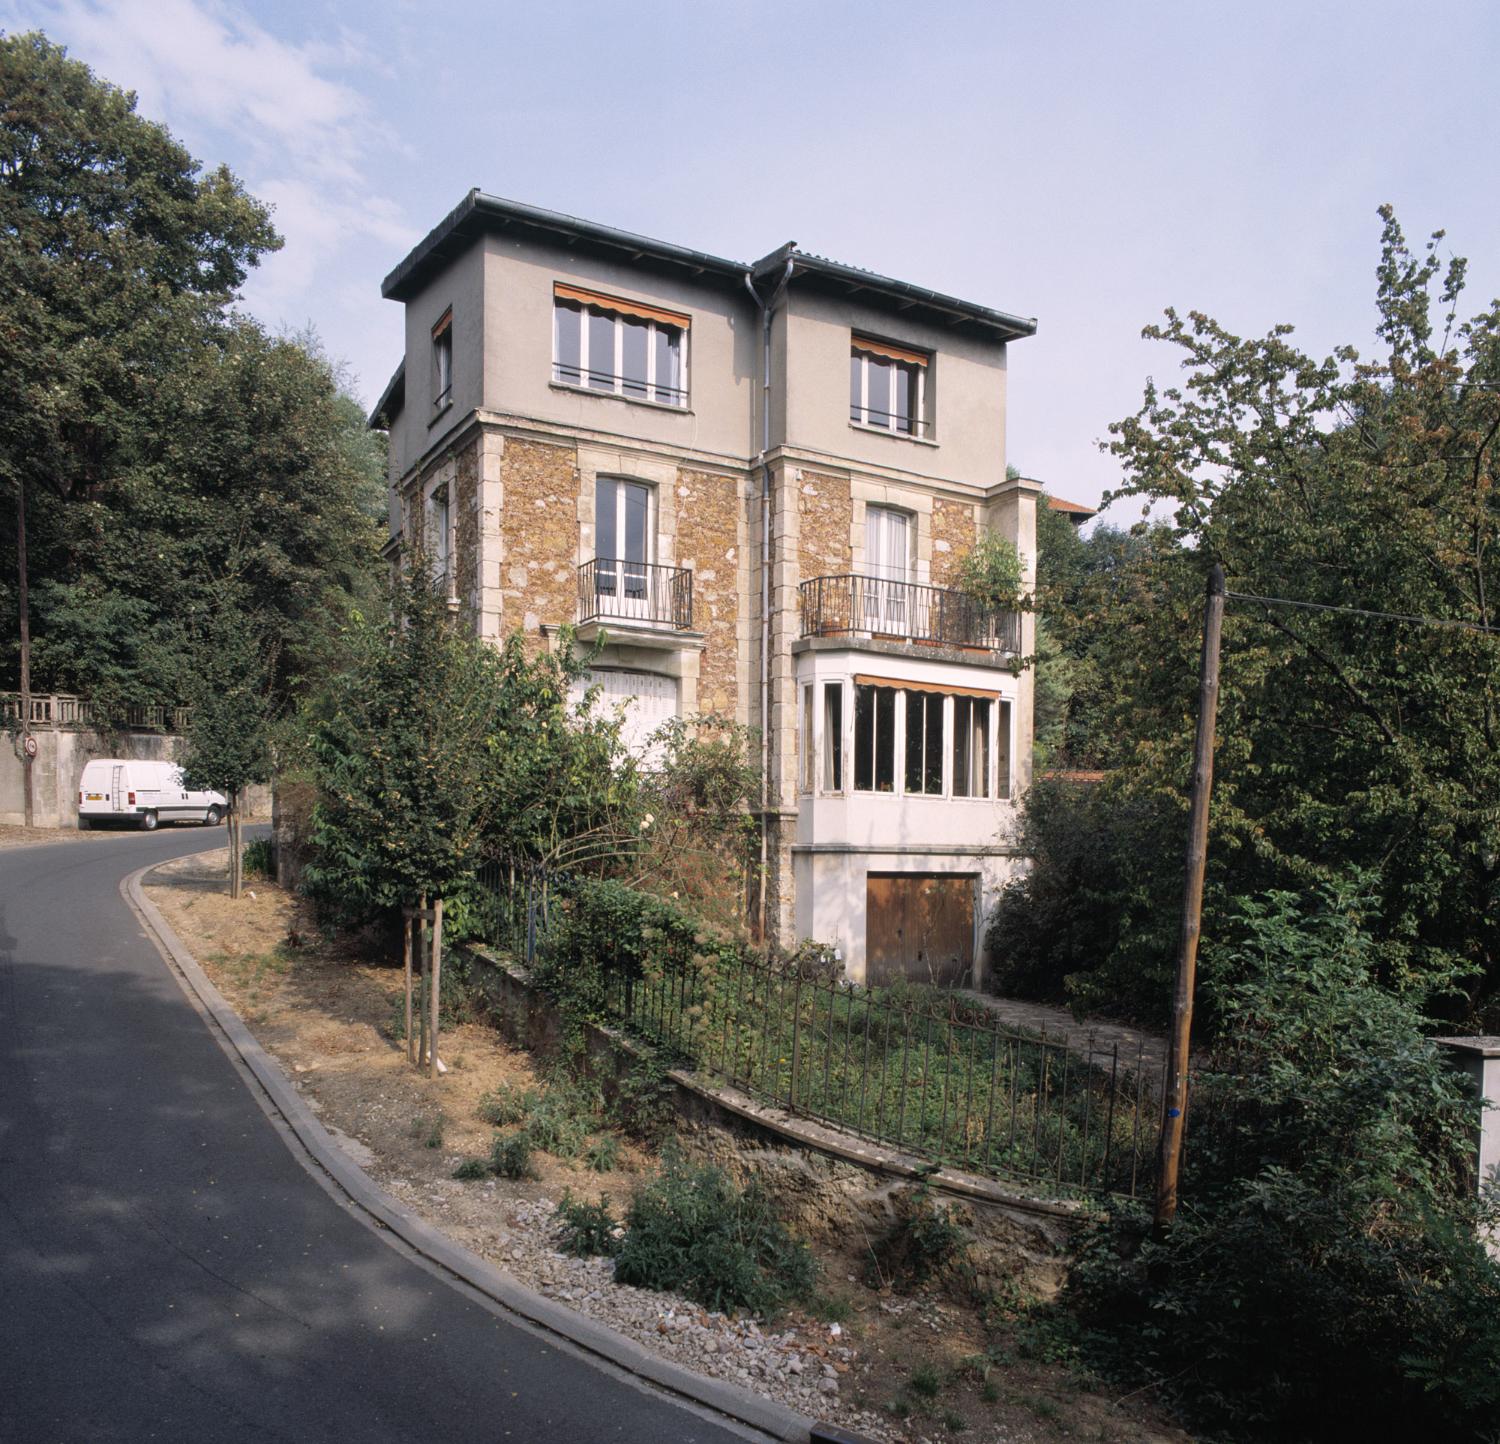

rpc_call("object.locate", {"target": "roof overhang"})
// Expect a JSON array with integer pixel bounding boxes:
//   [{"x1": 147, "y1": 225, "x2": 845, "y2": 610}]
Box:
[
  {"x1": 751, "y1": 245, "x2": 1037, "y2": 343},
  {"x1": 368, "y1": 358, "x2": 404, "y2": 430},
  {"x1": 382, "y1": 190, "x2": 749, "y2": 303}
]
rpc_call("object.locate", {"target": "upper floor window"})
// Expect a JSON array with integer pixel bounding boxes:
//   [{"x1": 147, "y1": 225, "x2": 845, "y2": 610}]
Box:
[
  {"x1": 432, "y1": 308, "x2": 453, "y2": 412},
  {"x1": 553, "y1": 284, "x2": 688, "y2": 406},
  {"x1": 850, "y1": 336, "x2": 928, "y2": 437}
]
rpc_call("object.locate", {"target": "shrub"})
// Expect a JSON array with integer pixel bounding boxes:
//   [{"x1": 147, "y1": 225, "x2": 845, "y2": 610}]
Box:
[
  {"x1": 585, "y1": 1135, "x2": 621, "y2": 1173},
  {"x1": 452, "y1": 1157, "x2": 488, "y2": 1181},
  {"x1": 984, "y1": 774, "x2": 1185, "y2": 1026},
  {"x1": 242, "y1": 837, "x2": 274, "y2": 878},
  {"x1": 525, "y1": 1086, "x2": 593, "y2": 1160},
  {"x1": 477, "y1": 1083, "x2": 535, "y2": 1127},
  {"x1": 489, "y1": 1130, "x2": 537, "y2": 1180},
  {"x1": 555, "y1": 1190, "x2": 621, "y2": 1257},
  {"x1": 954, "y1": 532, "x2": 1024, "y2": 609},
  {"x1": 865, "y1": 1184, "x2": 966, "y2": 1290},
  {"x1": 613, "y1": 1152, "x2": 815, "y2": 1317},
  {"x1": 1064, "y1": 881, "x2": 1500, "y2": 1440}
]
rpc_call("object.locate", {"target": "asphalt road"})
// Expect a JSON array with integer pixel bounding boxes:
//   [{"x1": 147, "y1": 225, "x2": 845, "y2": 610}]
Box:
[{"x1": 0, "y1": 827, "x2": 752, "y2": 1443}]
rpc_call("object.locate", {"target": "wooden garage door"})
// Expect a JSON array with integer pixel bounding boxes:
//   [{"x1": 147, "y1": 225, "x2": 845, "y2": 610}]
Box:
[{"x1": 865, "y1": 873, "x2": 975, "y2": 988}]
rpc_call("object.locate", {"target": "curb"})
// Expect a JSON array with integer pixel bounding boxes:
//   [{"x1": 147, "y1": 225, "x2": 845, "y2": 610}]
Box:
[{"x1": 124, "y1": 858, "x2": 818, "y2": 1444}]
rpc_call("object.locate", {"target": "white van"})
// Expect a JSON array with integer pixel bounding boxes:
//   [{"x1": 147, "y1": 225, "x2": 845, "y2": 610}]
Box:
[{"x1": 77, "y1": 759, "x2": 227, "y2": 831}]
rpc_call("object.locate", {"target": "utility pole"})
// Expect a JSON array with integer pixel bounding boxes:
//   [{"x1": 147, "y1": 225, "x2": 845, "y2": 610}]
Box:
[
  {"x1": 17, "y1": 482, "x2": 33, "y2": 829},
  {"x1": 1154, "y1": 562, "x2": 1225, "y2": 1233}
]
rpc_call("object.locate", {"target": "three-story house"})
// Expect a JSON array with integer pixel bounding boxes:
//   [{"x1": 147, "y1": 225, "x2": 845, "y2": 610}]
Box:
[{"x1": 372, "y1": 191, "x2": 1039, "y2": 987}]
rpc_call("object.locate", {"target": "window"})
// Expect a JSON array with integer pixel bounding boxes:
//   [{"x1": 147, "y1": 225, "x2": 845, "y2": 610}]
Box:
[
  {"x1": 952, "y1": 696, "x2": 991, "y2": 798},
  {"x1": 426, "y1": 483, "x2": 451, "y2": 591},
  {"x1": 854, "y1": 683, "x2": 898, "y2": 793},
  {"x1": 904, "y1": 691, "x2": 944, "y2": 795},
  {"x1": 801, "y1": 686, "x2": 816, "y2": 794},
  {"x1": 850, "y1": 336, "x2": 927, "y2": 436},
  {"x1": 594, "y1": 477, "x2": 653, "y2": 616},
  {"x1": 864, "y1": 505, "x2": 913, "y2": 630},
  {"x1": 432, "y1": 309, "x2": 453, "y2": 411},
  {"x1": 822, "y1": 683, "x2": 844, "y2": 792},
  {"x1": 553, "y1": 284, "x2": 688, "y2": 406},
  {"x1": 996, "y1": 699, "x2": 1013, "y2": 800}
]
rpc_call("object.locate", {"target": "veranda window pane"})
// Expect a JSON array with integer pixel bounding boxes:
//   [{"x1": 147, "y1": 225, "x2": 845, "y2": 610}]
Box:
[
  {"x1": 894, "y1": 361, "x2": 912, "y2": 433},
  {"x1": 923, "y1": 692, "x2": 942, "y2": 792},
  {"x1": 594, "y1": 478, "x2": 618, "y2": 595},
  {"x1": 854, "y1": 684, "x2": 874, "y2": 791},
  {"x1": 953, "y1": 697, "x2": 972, "y2": 796},
  {"x1": 874, "y1": 686, "x2": 896, "y2": 792},
  {"x1": 904, "y1": 691, "x2": 924, "y2": 793},
  {"x1": 823, "y1": 684, "x2": 843, "y2": 792},
  {"x1": 867, "y1": 356, "x2": 893, "y2": 427},
  {"x1": 850, "y1": 353, "x2": 863, "y2": 423}
]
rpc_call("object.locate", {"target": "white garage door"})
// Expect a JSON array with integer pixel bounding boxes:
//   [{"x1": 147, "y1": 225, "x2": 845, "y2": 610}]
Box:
[{"x1": 569, "y1": 669, "x2": 679, "y2": 763}]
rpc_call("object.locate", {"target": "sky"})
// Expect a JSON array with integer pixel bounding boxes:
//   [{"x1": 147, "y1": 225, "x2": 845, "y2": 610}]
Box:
[{"x1": 4, "y1": 0, "x2": 1499, "y2": 517}]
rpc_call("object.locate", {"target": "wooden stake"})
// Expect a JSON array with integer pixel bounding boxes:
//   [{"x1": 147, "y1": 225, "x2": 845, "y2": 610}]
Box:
[
  {"x1": 403, "y1": 908, "x2": 415, "y2": 1065},
  {"x1": 17, "y1": 480, "x2": 31, "y2": 830},
  {"x1": 1154, "y1": 563, "x2": 1226, "y2": 1234},
  {"x1": 428, "y1": 896, "x2": 444, "y2": 1080},
  {"x1": 417, "y1": 891, "x2": 429, "y2": 1070}
]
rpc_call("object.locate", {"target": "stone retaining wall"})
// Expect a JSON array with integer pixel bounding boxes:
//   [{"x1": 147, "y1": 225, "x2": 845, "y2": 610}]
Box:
[{"x1": 460, "y1": 942, "x2": 1078, "y2": 1298}]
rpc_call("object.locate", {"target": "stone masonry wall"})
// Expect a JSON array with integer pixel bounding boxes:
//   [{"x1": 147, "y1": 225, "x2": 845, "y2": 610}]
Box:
[
  {"x1": 499, "y1": 438, "x2": 580, "y2": 635},
  {"x1": 796, "y1": 469, "x2": 853, "y2": 582},
  {"x1": 675, "y1": 466, "x2": 743, "y2": 716},
  {"x1": 930, "y1": 496, "x2": 979, "y2": 589},
  {"x1": 454, "y1": 437, "x2": 480, "y2": 613}
]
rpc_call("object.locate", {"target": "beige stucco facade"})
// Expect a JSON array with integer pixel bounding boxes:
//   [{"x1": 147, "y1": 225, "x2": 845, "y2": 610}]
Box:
[{"x1": 375, "y1": 193, "x2": 1038, "y2": 985}]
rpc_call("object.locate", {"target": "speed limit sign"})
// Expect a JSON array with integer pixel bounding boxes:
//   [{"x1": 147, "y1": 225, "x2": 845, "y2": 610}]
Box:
[{"x1": 22, "y1": 734, "x2": 37, "y2": 758}]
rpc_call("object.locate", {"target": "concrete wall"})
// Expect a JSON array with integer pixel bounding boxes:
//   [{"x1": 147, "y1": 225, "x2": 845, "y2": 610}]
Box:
[
  {"x1": 480, "y1": 235, "x2": 757, "y2": 463},
  {"x1": 0, "y1": 730, "x2": 273, "y2": 828},
  {"x1": 779, "y1": 289, "x2": 1009, "y2": 492}
]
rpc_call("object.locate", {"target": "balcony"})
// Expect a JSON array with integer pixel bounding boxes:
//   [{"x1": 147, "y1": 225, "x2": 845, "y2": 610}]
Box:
[
  {"x1": 577, "y1": 558, "x2": 694, "y2": 631},
  {"x1": 799, "y1": 574, "x2": 1020, "y2": 653}
]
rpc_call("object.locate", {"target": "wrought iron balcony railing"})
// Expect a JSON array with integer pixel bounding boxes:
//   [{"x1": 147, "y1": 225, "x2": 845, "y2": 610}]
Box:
[
  {"x1": 578, "y1": 558, "x2": 694, "y2": 630},
  {"x1": 800, "y1": 573, "x2": 1020, "y2": 652}
]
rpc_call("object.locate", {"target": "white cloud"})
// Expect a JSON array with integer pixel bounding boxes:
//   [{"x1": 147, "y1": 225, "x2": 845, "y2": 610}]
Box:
[{"x1": 5, "y1": 0, "x2": 417, "y2": 399}]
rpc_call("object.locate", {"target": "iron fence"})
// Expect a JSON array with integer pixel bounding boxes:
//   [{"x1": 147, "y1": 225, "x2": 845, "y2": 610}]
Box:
[
  {"x1": 800, "y1": 574, "x2": 1021, "y2": 653},
  {"x1": 472, "y1": 863, "x2": 1160, "y2": 1200}
]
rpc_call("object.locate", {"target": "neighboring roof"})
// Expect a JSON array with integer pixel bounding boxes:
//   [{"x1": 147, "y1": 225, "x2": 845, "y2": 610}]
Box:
[
  {"x1": 1046, "y1": 496, "x2": 1098, "y2": 518},
  {"x1": 368, "y1": 358, "x2": 404, "y2": 430},
  {"x1": 381, "y1": 190, "x2": 1037, "y2": 342}
]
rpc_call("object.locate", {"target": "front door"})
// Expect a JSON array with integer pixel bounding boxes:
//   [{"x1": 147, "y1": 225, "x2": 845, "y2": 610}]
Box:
[{"x1": 865, "y1": 873, "x2": 975, "y2": 987}]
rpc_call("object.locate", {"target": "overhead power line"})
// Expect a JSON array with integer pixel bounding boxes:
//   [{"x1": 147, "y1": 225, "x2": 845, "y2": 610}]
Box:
[{"x1": 1226, "y1": 589, "x2": 1500, "y2": 637}]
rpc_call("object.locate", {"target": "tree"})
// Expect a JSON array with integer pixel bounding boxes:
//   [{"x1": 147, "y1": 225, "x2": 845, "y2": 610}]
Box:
[
  {"x1": 991, "y1": 209, "x2": 1500, "y2": 1023},
  {"x1": 0, "y1": 35, "x2": 382, "y2": 724},
  {"x1": 1065, "y1": 881, "x2": 1500, "y2": 1440},
  {"x1": 179, "y1": 603, "x2": 273, "y2": 898}
]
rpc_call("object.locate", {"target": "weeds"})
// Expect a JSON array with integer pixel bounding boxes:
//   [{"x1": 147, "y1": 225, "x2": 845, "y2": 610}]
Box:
[
  {"x1": 585, "y1": 1135, "x2": 621, "y2": 1173},
  {"x1": 554, "y1": 1190, "x2": 621, "y2": 1257},
  {"x1": 452, "y1": 1157, "x2": 489, "y2": 1181},
  {"x1": 613, "y1": 1151, "x2": 815, "y2": 1317},
  {"x1": 910, "y1": 1363, "x2": 942, "y2": 1399},
  {"x1": 489, "y1": 1130, "x2": 537, "y2": 1180},
  {"x1": 477, "y1": 1082, "x2": 535, "y2": 1127},
  {"x1": 865, "y1": 1184, "x2": 965, "y2": 1290}
]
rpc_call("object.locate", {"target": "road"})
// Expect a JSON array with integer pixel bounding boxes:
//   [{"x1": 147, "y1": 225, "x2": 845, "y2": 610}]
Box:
[{"x1": 0, "y1": 828, "x2": 753, "y2": 1443}]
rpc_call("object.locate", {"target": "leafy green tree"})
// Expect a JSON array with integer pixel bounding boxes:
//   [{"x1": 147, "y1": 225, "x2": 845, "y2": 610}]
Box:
[
  {"x1": 0, "y1": 34, "x2": 382, "y2": 721},
  {"x1": 179, "y1": 603, "x2": 273, "y2": 898},
  {"x1": 992, "y1": 209, "x2": 1500, "y2": 1022},
  {"x1": 1065, "y1": 880, "x2": 1500, "y2": 1440}
]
